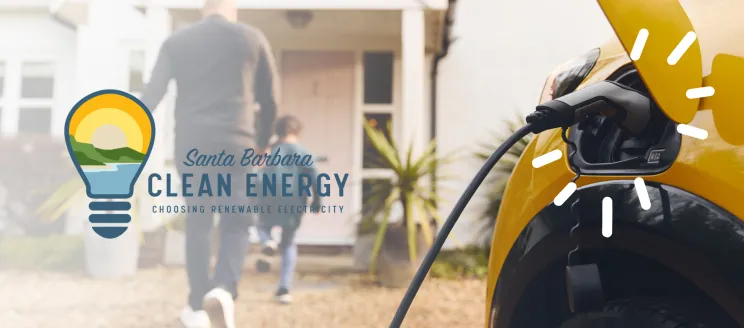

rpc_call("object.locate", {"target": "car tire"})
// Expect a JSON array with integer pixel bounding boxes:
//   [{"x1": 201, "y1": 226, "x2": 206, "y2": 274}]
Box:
[{"x1": 559, "y1": 298, "x2": 734, "y2": 328}]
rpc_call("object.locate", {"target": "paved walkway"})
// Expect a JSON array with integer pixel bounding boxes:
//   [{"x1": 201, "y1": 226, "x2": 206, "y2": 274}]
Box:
[{"x1": 0, "y1": 254, "x2": 486, "y2": 328}]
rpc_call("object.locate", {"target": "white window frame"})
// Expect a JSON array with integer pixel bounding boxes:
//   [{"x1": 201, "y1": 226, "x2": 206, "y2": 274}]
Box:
[
  {"x1": 0, "y1": 57, "x2": 57, "y2": 137},
  {"x1": 356, "y1": 49, "x2": 401, "y2": 223},
  {"x1": 359, "y1": 50, "x2": 399, "y2": 180}
]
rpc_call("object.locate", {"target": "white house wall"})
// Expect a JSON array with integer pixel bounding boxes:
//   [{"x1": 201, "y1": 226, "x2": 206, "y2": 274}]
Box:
[{"x1": 435, "y1": 0, "x2": 615, "y2": 247}]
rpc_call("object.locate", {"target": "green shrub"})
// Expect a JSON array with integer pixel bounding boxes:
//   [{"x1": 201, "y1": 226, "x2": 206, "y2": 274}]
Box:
[
  {"x1": 0, "y1": 235, "x2": 84, "y2": 271},
  {"x1": 361, "y1": 119, "x2": 456, "y2": 274},
  {"x1": 430, "y1": 246, "x2": 488, "y2": 279}
]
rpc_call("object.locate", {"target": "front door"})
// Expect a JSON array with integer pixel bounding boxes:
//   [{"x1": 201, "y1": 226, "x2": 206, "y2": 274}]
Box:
[{"x1": 280, "y1": 51, "x2": 355, "y2": 245}]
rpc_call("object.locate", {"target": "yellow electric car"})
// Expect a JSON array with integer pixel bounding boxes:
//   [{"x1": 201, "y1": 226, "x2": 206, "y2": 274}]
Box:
[{"x1": 486, "y1": 0, "x2": 744, "y2": 327}]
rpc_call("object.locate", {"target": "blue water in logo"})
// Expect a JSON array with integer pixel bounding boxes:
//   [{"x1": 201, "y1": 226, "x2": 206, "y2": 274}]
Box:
[{"x1": 83, "y1": 163, "x2": 141, "y2": 196}]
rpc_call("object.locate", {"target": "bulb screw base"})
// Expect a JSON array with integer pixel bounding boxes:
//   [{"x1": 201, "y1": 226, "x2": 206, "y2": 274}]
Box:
[{"x1": 88, "y1": 201, "x2": 132, "y2": 239}]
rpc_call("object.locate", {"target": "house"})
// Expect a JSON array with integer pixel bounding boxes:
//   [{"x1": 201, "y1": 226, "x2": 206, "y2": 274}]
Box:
[{"x1": 0, "y1": 0, "x2": 613, "y2": 246}]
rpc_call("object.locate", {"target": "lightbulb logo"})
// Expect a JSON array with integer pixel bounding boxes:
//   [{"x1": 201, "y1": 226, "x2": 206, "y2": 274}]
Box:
[{"x1": 64, "y1": 90, "x2": 155, "y2": 239}]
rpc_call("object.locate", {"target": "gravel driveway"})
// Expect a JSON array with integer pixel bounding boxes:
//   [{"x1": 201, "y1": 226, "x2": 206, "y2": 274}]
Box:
[{"x1": 0, "y1": 268, "x2": 486, "y2": 328}]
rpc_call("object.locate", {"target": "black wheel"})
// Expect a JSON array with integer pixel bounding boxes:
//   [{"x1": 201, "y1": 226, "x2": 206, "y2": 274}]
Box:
[{"x1": 560, "y1": 298, "x2": 736, "y2": 328}]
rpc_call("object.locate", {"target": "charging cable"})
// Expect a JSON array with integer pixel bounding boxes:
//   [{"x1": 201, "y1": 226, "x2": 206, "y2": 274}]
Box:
[
  {"x1": 389, "y1": 123, "x2": 534, "y2": 327},
  {"x1": 389, "y1": 80, "x2": 654, "y2": 327}
]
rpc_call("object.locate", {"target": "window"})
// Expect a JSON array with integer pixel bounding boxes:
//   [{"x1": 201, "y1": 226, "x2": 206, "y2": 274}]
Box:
[
  {"x1": 21, "y1": 63, "x2": 54, "y2": 99},
  {"x1": 129, "y1": 50, "x2": 145, "y2": 96},
  {"x1": 18, "y1": 108, "x2": 51, "y2": 134},
  {"x1": 17, "y1": 62, "x2": 55, "y2": 135},
  {"x1": 360, "y1": 51, "x2": 397, "y2": 218},
  {"x1": 363, "y1": 52, "x2": 394, "y2": 104},
  {"x1": 363, "y1": 113, "x2": 393, "y2": 169}
]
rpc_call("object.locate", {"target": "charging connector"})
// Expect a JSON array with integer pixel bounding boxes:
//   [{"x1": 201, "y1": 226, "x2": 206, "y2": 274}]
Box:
[{"x1": 527, "y1": 80, "x2": 652, "y2": 135}]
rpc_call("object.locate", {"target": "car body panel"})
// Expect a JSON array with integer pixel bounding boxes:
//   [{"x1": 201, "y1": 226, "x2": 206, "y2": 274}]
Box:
[
  {"x1": 597, "y1": 0, "x2": 703, "y2": 124},
  {"x1": 700, "y1": 54, "x2": 744, "y2": 145},
  {"x1": 485, "y1": 0, "x2": 744, "y2": 325},
  {"x1": 596, "y1": 0, "x2": 744, "y2": 145},
  {"x1": 671, "y1": 0, "x2": 744, "y2": 145}
]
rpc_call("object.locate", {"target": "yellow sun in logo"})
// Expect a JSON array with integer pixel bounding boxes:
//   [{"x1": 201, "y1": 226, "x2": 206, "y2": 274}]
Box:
[{"x1": 68, "y1": 93, "x2": 153, "y2": 154}]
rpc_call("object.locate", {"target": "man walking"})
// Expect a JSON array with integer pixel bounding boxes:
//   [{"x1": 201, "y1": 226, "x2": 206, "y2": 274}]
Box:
[{"x1": 140, "y1": 0, "x2": 279, "y2": 327}]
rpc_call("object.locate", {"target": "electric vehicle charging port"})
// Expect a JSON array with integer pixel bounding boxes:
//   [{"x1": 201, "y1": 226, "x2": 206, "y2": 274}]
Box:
[{"x1": 568, "y1": 65, "x2": 682, "y2": 176}]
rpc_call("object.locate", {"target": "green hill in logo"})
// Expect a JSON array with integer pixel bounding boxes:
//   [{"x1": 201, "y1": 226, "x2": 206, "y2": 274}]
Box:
[{"x1": 70, "y1": 136, "x2": 145, "y2": 166}]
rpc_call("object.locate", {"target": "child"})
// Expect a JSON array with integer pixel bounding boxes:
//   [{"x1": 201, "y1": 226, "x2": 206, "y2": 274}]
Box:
[{"x1": 255, "y1": 115, "x2": 321, "y2": 304}]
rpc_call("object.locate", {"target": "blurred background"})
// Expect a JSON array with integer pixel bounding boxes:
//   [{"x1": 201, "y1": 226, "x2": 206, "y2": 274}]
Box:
[{"x1": 0, "y1": 0, "x2": 612, "y2": 326}]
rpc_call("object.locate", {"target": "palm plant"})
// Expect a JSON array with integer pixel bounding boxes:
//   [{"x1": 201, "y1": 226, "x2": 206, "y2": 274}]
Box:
[
  {"x1": 35, "y1": 179, "x2": 87, "y2": 224},
  {"x1": 473, "y1": 113, "x2": 533, "y2": 248},
  {"x1": 362, "y1": 119, "x2": 455, "y2": 274}
]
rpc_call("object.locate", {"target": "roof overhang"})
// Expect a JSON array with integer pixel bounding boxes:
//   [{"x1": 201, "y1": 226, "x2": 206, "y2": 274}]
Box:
[{"x1": 48, "y1": 0, "x2": 448, "y2": 43}]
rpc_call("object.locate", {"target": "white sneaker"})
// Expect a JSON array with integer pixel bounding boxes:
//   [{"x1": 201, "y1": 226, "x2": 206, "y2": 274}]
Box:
[
  {"x1": 275, "y1": 288, "x2": 292, "y2": 305},
  {"x1": 179, "y1": 307, "x2": 210, "y2": 328},
  {"x1": 276, "y1": 293, "x2": 293, "y2": 304},
  {"x1": 203, "y1": 288, "x2": 235, "y2": 328}
]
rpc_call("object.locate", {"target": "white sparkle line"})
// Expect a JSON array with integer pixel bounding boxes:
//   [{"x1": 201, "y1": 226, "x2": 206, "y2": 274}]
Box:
[
  {"x1": 634, "y1": 177, "x2": 651, "y2": 210},
  {"x1": 602, "y1": 197, "x2": 613, "y2": 238},
  {"x1": 532, "y1": 149, "x2": 562, "y2": 168},
  {"x1": 629, "y1": 28, "x2": 649, "y2": 61},
  {"x1": 677, "y1": 124, "x2": 709, "y2": 140},
  {"x1": 667, "y1": 32, "x2": 697, "y2": 65},
  {"x1": 554, "y1": 182, "x2": 577, "y2": 206},
  {"x1": 686, "y1": 86, "x2": 715, "y2": 99}
]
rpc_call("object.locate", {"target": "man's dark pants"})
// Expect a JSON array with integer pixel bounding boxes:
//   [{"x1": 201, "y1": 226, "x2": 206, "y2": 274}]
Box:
[{"x1": 176, "y1": 139, "x2": 253, "y2": 310}]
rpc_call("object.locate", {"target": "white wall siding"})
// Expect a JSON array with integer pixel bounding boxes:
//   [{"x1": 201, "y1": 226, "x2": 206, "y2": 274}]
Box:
[{"x1": 436, "y1": 0, "x2": 615, "y2": 247}]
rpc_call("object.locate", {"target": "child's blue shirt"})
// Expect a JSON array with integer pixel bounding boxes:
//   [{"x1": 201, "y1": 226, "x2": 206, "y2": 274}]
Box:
[{"x1": 258, "y1": 142, "x2": 321, "y2": 226}]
